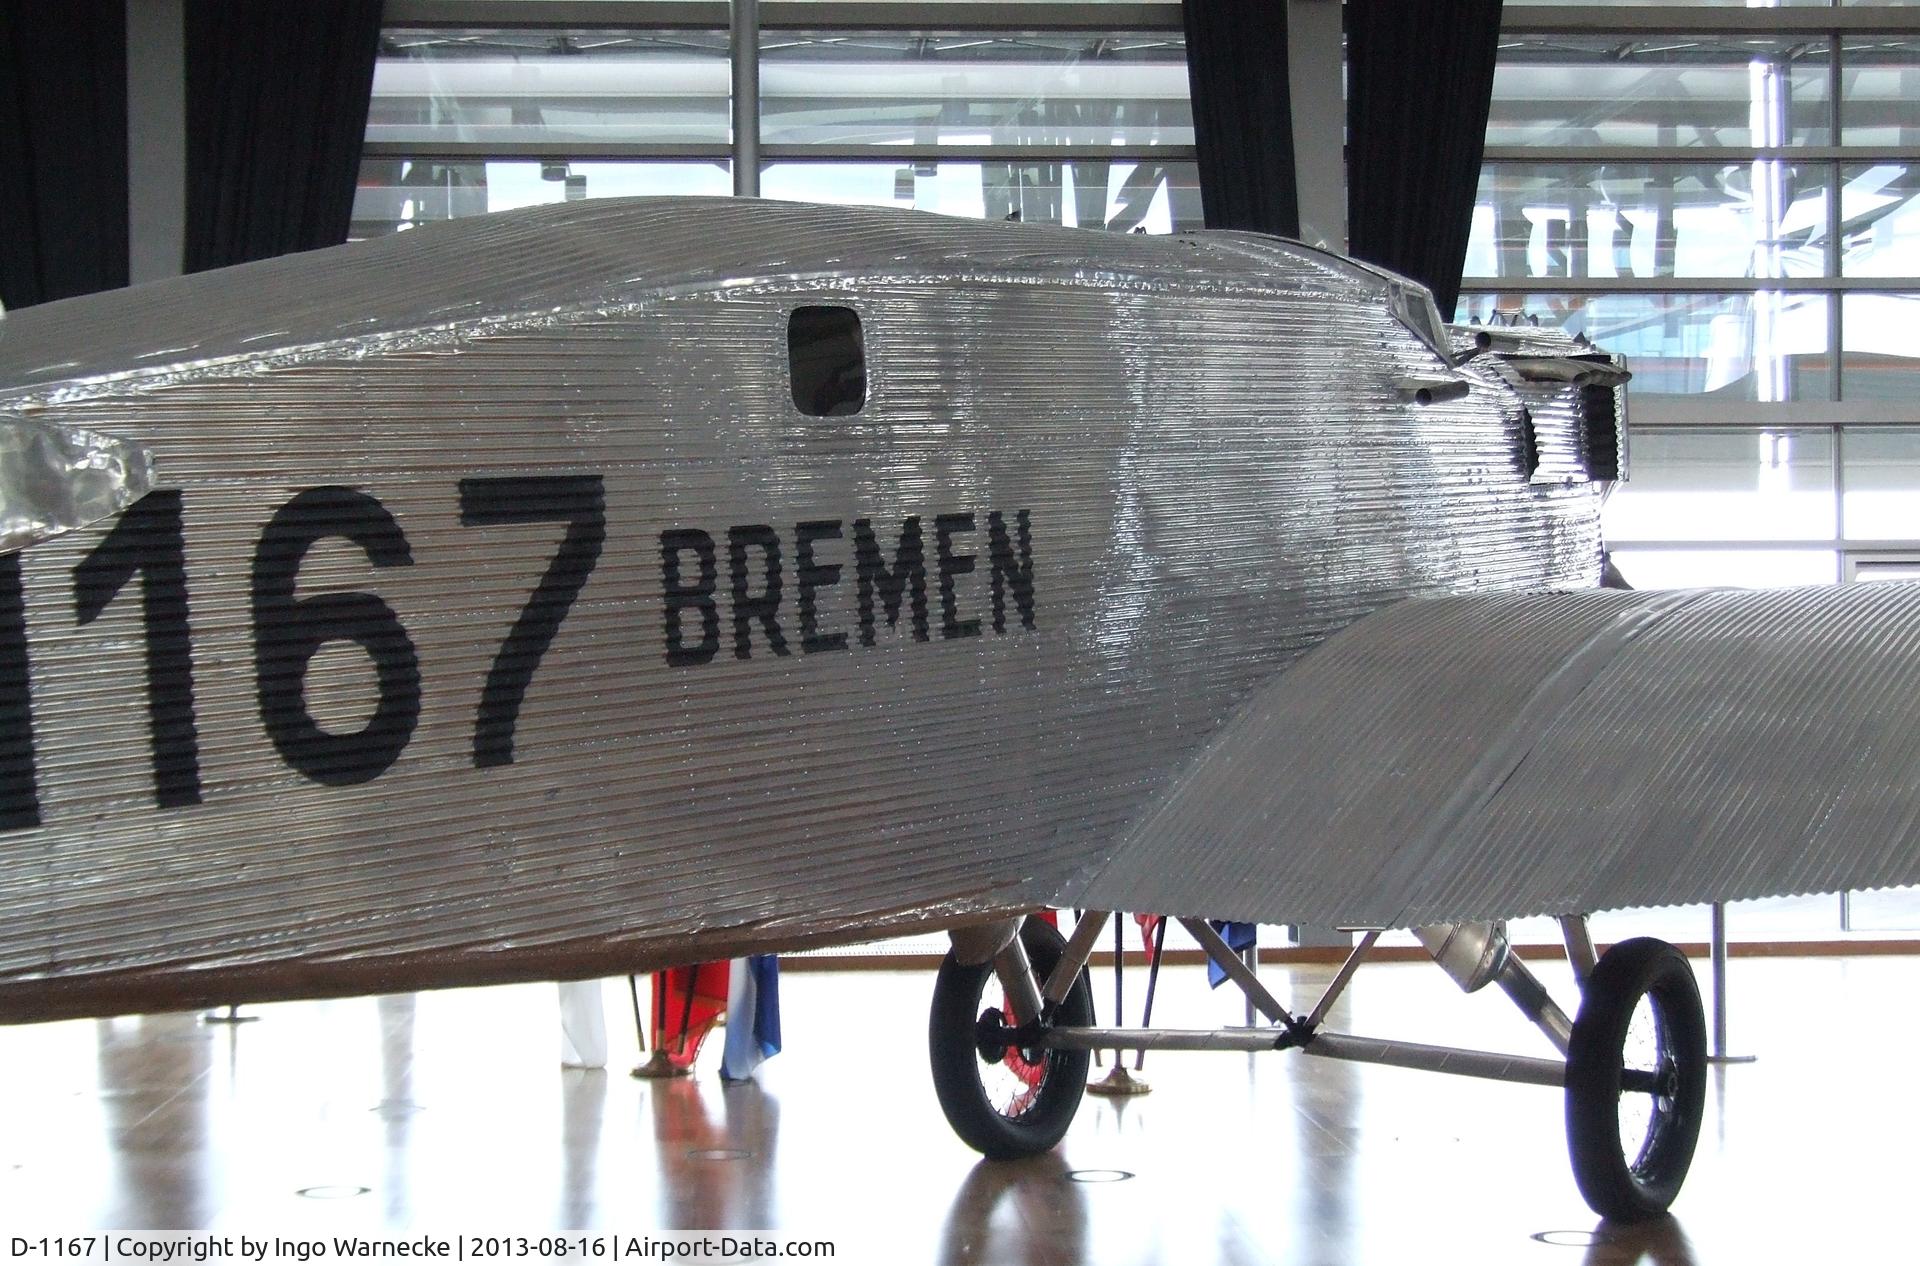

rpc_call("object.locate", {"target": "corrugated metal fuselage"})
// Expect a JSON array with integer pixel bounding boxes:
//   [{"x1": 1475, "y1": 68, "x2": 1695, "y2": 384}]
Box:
[{"x1": 0, "y1": 204, "x2": 1602, "y2": 1021}]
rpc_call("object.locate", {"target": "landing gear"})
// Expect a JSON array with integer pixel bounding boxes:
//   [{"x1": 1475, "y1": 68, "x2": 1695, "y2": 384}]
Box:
[
  {"x1": 1564, "y1": 937, "x2": 1708, "y2": 1221},
  {"x1": 926, "y1": 913, "x2": 1709, "y2": 1221},
  {"x1": 929, "y1": 918, "x2": 1093, "y2": 1159}
]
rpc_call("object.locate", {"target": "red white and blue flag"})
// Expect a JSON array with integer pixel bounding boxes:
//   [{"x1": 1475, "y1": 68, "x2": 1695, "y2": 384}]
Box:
[
  {"x1": 720, "y1": 955, "x2": 783, "y2": 1081},
  {"x1": 648, "y1": 956, "x2": 782, "y2": 1078}
]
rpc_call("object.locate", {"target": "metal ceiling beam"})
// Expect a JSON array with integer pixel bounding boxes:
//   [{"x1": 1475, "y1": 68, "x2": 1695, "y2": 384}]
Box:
[
  {"x1": 382, "y1": 2, "x2": 1188, "y2": 33},
  {"x1": 1501, "y1": 6, "x2": 1920, "y2": 36}
]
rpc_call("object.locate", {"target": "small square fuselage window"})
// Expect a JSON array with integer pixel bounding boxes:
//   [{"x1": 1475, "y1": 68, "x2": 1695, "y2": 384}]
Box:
[{"x1": 789, "y1": 305, "x2": 867, "y2": 416}]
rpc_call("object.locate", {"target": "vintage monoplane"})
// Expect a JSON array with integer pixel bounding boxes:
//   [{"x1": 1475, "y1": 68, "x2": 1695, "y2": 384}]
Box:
[{"x1": 3, "y1": 197, "x2": 1915, "y2": 1222}]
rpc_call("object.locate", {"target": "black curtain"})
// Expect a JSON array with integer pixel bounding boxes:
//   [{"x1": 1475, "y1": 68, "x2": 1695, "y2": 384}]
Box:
[
  {"x1": 0, "y1": 1, "x2": 129, "y2": 309},
  {"x1": 184, "y1": 0, "x2": 384, "y2": 273},
  {"x1": 1182, "y1": 0, "x2": 1297, "y2": 237},
  {"x1": 1346, "y1": 0, "x2": 1503, "y2": 318}
]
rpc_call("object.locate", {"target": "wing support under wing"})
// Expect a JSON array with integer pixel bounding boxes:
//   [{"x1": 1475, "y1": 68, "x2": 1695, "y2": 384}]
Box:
[{"x1": 1067, "y1": 582, "x2": 1920, "y2": 929}]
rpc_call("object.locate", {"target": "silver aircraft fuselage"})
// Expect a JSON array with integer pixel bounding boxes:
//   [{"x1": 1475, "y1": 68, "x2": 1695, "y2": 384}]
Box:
[{"x1": 0, "y1": 198, "x2": 1609, "y2": 1020}]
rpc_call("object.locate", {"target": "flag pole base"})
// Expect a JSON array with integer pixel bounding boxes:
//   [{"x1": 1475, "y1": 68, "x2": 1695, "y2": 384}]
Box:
[
  {"x1": 1085, "y1": 1064, "x2": 1151, "y2": 1097},
  {"x1": 631, "y1": 1050, "x2": 691, "y2": 1079}
]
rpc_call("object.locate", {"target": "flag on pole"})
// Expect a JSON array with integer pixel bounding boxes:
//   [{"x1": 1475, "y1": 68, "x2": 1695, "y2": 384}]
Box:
[
  {"x1": 1134, "y1": 913, "x2": 1162, "y2": 955},
  {"x1": 558, "y1": 979, "x2": 608, "y2": 1068},
  {"x1": 649, "y1": 961, "x2": 731, "y2": 1071},
  {"x1": 1207, "y1": 920, "x2": 1258, "y2": 987},
  {"x1": 720, "y1": 954, "x2": 782, "y2": 1081}
]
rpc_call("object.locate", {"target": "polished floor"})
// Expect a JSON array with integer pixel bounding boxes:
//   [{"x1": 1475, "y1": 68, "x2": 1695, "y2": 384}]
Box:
[{"x1": 5, "y1": 953, "x2": 1917, "y2": 1264}]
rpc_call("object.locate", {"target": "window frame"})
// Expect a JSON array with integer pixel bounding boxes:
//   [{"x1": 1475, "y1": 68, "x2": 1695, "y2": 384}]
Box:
[{"x1": 786, "y1": 301, "x2": 871, "y2": 419}]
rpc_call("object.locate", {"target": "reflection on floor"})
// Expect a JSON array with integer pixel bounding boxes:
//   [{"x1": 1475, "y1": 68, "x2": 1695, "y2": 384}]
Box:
[{"x1": 5, "y1": 954, "x2": 1917, "y2": 1264}]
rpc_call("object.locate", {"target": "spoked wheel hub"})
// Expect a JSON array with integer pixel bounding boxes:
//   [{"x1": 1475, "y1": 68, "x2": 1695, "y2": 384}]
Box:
[
  {"x1": 972, "y1": 1006, "x2": 1012, "y2": 1064},
  {"x1": 930, "y1": 919, "x2": 1094, "y2": 1159}
]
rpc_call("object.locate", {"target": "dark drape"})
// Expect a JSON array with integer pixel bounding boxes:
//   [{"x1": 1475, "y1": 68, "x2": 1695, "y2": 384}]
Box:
[
  {"x1": 184, "y1": 0, "x2": 384, "y2": 273},
  {"x1": 0, "y1": 1, "x2": 129, "y2": 309},
  {"x1": 1182, "y1": 0, "x2": 1297, "y2": 237},
  {"x1": 1345, "y1": 0, "x2": 1503, "y2": 318}
]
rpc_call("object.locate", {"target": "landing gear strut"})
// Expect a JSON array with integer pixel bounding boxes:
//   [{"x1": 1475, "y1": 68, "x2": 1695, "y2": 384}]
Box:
[{"x1": 929, "y1": 911, "x2": 1711, "y2": 1220}]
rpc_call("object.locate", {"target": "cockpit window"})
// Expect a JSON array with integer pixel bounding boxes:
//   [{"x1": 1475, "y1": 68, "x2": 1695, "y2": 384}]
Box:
[{"x1": 789, "y1": 306, "x2": 867, "y2": 416}]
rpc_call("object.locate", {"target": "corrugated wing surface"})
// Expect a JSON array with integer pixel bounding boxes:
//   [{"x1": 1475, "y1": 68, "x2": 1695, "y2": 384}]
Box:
[{"x1": 1075, "y1": 584, "x2": 1920, "y2": 927}]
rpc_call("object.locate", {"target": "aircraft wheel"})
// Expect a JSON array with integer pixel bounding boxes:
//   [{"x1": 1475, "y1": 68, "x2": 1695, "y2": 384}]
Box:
[
  {"x1": 929, "y1": 918, "x2": 1093, "y2": 1159},
  {"x1": 1564, "y1": 936, "x2": 1707, "y2": 1221}
]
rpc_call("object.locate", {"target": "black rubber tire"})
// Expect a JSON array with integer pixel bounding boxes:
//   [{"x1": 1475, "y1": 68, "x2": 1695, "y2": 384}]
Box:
[
  {"x1": 929, "y1": 919, "x2": 1093, "y2": 1159},
  {"x1": 1564, "y1": 936, "x2": 1708, "y2": 1221}
]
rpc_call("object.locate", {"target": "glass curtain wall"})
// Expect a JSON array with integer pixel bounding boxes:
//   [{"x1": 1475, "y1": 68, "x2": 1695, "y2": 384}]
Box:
[
  {"x1": 1457, "y1": 2, "x2": 1920, "y2": 941},
  {"x1": 354, "y1": 10, "x2": 1197, "y2": 238},
  {"x1": 1456, "y1": 10, "x2": 1920, "y2": 598}
]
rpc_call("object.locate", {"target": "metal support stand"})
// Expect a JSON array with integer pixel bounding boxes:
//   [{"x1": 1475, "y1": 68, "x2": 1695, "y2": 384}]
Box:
[
  {"x1": 631, "y1": 970, "x2": 695, "y2": 1079},
  {"x1": 1088, "y1": 916, "x2": 1150, "y2": 1096},
  {"x1": 628, "y1": 975, "x2": 647, "y2": 1053},
  {"x1": 631, "y1": 1050, "x2": 690, "y2": 1079},
  {"x1": 1707, "y1": 902, "x2": 1756, "y2": 1064},
  {"x1": 1087, "y1": 1064, "x2": 1151, "y2": 1096},
  {"x1": 1134, "y1": 915, "x2": 1168, "y2": 1072},
  {"x1": 201, "y1": 1004, "x2": 256, "y2": 1025}
]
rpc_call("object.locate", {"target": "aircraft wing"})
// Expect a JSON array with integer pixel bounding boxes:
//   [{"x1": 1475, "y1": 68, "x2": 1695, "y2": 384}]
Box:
[{"x1": 1068, "y1": 582, "x2": 1920, "y2": 928}]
